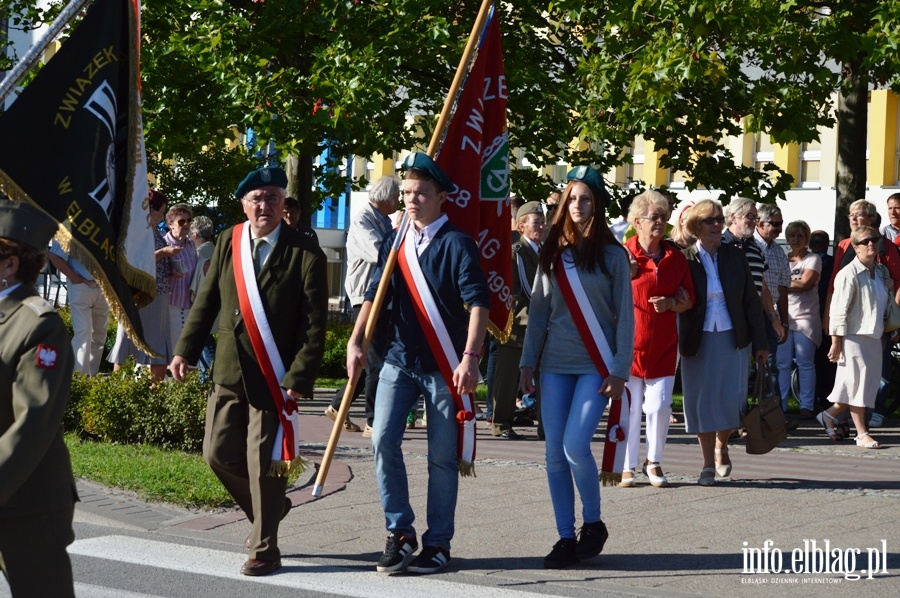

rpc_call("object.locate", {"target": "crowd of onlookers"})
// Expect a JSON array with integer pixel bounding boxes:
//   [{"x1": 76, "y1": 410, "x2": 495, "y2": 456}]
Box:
[
  {"x1": 484, "y1": 190, "x2": 898, "y2": 468},
  {"x1": 54, "y1": 183, "x2": 898, "y2": 459}
]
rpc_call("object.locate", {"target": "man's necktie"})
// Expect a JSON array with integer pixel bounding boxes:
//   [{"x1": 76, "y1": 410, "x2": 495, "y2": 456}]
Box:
[{"x1": 252, "y1": 238, "x2": 265, "y2": 275}]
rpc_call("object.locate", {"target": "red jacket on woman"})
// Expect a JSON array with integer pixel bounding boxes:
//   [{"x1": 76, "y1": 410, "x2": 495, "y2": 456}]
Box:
[{"x1": 625, "y1": 237, "x2": 695, "y2": 379}]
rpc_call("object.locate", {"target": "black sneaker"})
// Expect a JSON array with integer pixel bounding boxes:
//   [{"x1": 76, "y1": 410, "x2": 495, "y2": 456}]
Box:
[
  {"x1": 376, "y1": 532, "x2": 418, "y2": 572},
  {"x1": 576, "y1": 520, "x2": 609, "y2": 560},
  {"x1": 543, "y1": 538, "x2": 579, "y2": 569},
  {"x1": 407, "y1": 545, "x2": 451, "y2": 574}
]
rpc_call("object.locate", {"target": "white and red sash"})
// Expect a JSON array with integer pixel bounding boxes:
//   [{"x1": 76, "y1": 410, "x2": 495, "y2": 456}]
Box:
[
  {"x1": 232, "y1": 223, "x2": 301, "y2": 477},
  {"x1": 396, "y1": 226, "x2": 477, "y2": 476},
  {"x1": 554, "y1": 254, "x2": 630, "y2": 485}
]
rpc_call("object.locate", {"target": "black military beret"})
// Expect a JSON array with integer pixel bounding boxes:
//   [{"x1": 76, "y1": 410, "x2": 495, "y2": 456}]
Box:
[
  {"x1": 566, "y1": 165, "x2": 611, "y2": 208},
  {"x1": 234, "y1": 166, "x2": 288, "y2": 199},
  {"x1": 401, "y1": 152, "x2": 454, "y2": 193}
]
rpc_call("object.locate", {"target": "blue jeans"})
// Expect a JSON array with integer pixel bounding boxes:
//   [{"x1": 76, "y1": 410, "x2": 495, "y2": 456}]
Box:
[
  {"x1": 776, "y1": 330, "x2": 817, "y2": 412},
  {"x1": 372, "y1": 362, "x2": 459, "y2": 549},
  {"x1": 540, "y1": 372, "x2": 608, "y2": 540}
]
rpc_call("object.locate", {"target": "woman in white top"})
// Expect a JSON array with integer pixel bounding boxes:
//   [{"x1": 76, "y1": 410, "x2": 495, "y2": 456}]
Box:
[{"x1": 820, "y1": 226, "x2": 892, "y2": 448}]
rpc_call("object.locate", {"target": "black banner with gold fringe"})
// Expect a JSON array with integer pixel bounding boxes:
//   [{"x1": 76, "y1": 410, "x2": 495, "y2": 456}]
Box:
[{"x1": 0, "y1": 0, "x2": 156, "y2": 353}]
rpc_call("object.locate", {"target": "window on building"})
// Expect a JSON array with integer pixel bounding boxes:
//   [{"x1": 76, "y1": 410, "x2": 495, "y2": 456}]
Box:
[
  {"x1": 626, "y1": 136, "x2": 645, "y2": 186},
  {"x1": 753, "y1": 133, "x2": 774, "y2": 174},
  {"x1": 552, "y1": 162, "x2": 568, "y2": 186},
  {"x1": 799, "y1": 139, "x2": 821, "y2": 188}
]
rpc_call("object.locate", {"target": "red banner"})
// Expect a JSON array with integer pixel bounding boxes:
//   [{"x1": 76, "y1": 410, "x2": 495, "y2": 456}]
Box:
[{"x1": 435, "y1": 8, "x2": 512, "y2": 341}]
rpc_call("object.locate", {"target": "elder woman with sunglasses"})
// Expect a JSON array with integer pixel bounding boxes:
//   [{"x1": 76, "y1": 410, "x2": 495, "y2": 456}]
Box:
[
  {"x1": 679, "y1": 199, "x2": 768, "y2": 486},
  {"x1": 819, "y1": 226, "x2": 893, "y2": 449},
  {"x1": 165, "y1": 203, "x2": 197, "y2": 350},
  {"x1": 620, "y1": 190, "x2": 694, "y2": 488}
]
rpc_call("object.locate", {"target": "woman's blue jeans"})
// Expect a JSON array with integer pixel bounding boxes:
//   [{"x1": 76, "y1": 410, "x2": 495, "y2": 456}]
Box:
[{"x1": 539, "y1": 372, "x2": 608, "y2": 540}]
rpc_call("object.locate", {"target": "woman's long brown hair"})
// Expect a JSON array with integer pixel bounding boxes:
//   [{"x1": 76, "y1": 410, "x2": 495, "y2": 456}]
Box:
[{"x1": 540, "y1": 180, "x2": 623, "y2": 277}]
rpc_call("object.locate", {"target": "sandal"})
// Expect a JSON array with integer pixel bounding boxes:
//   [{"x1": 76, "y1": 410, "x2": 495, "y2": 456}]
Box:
[
  {"x1": 816, "y1": 410, "x2": 841, "y2": 441},
  {"x1": 855, "y1": 433, "x2": 883, "y2": 449},
  {"x1": 714, "y1": 447, "x2": 732, "y2": 478},
  {"x1": 698, "y1": 467, "x2": 716, "y2": 487},
  {"x1": 643, "y1": 461, "x2": 669, "y2": 488},
  {"x1": 618, "y1": 469, "x2": 636, "y2": 488}
]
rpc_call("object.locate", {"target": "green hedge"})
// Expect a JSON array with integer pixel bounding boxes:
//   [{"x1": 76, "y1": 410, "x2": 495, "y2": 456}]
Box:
[
  {"x1": 60, "y1": 310, "x2": 355, "y2": 453},
  {"x1": 321, "y1": 320, "x2": 353, "y2": 378},
  {"x1": 66, "y1": 360, "x2": 210, "y2": 452}
]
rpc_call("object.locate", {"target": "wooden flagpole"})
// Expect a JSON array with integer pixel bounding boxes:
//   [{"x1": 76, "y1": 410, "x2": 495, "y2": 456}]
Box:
[
  {"x1": 312, "y1": 0, "x2": 496, "y2": 497},
  {"x1": 0, "y1": 0, "x2": 94, "y2": 105}
]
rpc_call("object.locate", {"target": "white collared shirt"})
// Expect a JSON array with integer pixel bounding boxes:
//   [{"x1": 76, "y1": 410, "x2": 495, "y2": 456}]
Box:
[
  {"x1": 525, "y1": 237, "x2": 540, "y2": 255},
  {"x1": 414, "y1": 214, "x2": 448, "y2": 256},
  {"x1": 250, "y1": 222, "x2": 283, "y2": 268},
  {"x1": 697, "y1": 242, "x2": 733, "y2": 332}
]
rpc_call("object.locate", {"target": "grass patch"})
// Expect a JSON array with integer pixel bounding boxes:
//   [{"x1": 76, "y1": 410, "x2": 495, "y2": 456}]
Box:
[
  {"x1": 66, "y1": 433, "x2": 233, "y2": 509},
  {"x1": 315, "y1": 377, "x2": 346, "y2": 389}
]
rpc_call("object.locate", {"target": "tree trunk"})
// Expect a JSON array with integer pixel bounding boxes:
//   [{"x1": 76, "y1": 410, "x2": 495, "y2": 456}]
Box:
[
  {"x1": 286, "y1": 153, "x2": 315, "y2": 227},
  {"x1": 834, "y1": 58, "x2": 868, "y2": 242}
]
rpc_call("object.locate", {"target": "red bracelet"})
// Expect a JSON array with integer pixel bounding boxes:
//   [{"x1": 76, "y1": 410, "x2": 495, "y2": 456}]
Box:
[{"x1": 462, "y1": 350, "x2": 480, "y2": 358}]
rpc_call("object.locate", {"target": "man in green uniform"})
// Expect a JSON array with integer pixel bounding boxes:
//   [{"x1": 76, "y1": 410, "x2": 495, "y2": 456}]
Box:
[
  {"x1": 0, "y1": 200, "x2": 77, "y2": 597},
  {"x1": 171, "y1": 167, "x2": 328, "y2": 577}
]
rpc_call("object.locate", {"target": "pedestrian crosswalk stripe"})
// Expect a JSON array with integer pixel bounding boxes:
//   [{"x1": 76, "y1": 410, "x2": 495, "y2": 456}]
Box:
[{"x1": 69, "y1": 536, "x2": 549, "y2": 598}]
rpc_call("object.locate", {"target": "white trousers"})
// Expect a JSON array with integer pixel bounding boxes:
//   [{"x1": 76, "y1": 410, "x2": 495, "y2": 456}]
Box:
[
  {"x1": 68, "y1": 282, "x2": 110, "y2": 375},
  {"x1": 623, "y1": 375, "x2": 674, "y2": 469}
]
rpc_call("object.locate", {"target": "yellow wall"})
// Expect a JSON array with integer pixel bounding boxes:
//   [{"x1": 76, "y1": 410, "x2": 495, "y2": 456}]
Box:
[
  {"x1": 371, "y1": 153, "x2": 396, "y2": 179},
  {"x1": 643, "y1": 140, "x2": 669, "y2": 186},
  {"x1": 773, "y1": 142, "x2": 800, "y2": 185},
  {"x1": 869, "y1": 90, "x2": 898, "y2": 186}
]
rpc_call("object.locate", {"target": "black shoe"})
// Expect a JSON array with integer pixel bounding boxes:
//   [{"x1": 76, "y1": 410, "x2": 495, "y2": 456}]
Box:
[
  {"x1": 576, "y1": 520, "x2": 609, "y2": 560},
  {"x1": 376, "y1": 532, "x2": 418, "y2": 572},
  {"x1": 496, "y1": 429, "x2": 524, "y2": 440},
  {"x1": 544, "y1": 538, "x2": 579, "y2": 569},
  {"x1": 407, "y1": 545, "x2": 451, "y2": 574}
]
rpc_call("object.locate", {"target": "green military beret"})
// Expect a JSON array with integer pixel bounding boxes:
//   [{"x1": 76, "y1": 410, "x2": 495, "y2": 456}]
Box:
[
  {"x1": 234, "y1": 166, "x2": 288, "y2": 199},
  {"x1": 401, "y1": 152, "x2": 454, "y2": 193},
  {"x1": 0, "y1": 199, "x2": 57, "y2": 250},
  {"x1": 566, "y1": 165, "x2": 611, "y2": 208},
  {"x1": 517, "y1": 201, "x2": 544, "y2": 219}
]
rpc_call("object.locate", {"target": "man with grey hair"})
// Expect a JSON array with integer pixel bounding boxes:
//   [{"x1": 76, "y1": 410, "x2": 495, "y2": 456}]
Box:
[
  {"x1": 171, "y1": 166, "x2": 328, "y2": 576},
  {"x1": 722, "y1": 198, "x2": 787, "y2": 414},
  {"x1": 754, "y1": 203, "x2": 791, "y2": 403},
  {"x1": 326, "y1": 175, "x2": 401, "y2": 435}
]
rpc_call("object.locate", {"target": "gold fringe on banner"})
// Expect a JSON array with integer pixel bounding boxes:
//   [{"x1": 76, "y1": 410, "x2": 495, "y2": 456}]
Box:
[
  {"x1": 458, "y1": 459, "x2": 476, "y2": 478},
  {"x1": 600, "y1": 472, "x2": 622, "y2": 487},
  {"x1": 268, "y1": 455, "x2": 309, "y2": 478}
]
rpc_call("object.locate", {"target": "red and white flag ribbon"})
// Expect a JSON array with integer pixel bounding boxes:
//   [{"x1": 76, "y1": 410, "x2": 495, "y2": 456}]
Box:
[
  {"x1": 397, "y1": 226, "x2": 477, "y2": 476},
  {"x1": 554, "y1": 253, "x2": 630, "y2": 485},
  {"x1": 232, "y1": 223, "x2": 301, "y2": 477}
]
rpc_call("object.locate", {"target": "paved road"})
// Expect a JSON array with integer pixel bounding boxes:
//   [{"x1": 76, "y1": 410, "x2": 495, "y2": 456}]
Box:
[{"x1": 4, "y1": 391, "x2": 897, "y2": 598}]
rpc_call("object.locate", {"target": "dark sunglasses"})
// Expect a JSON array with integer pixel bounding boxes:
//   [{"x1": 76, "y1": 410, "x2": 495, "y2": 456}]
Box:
[
  {"x1": 176, "y1": 218, "x2": 192, "y2": 226},
  {"x1": 701, "y1": 216, "x2": 726, "y2": 225},
  {"x1": 854, "y1": 237, "x2": 879, "y2": 246},
  {"x1": 764, "y1": 220, "x2": 783, "y2": 228}
]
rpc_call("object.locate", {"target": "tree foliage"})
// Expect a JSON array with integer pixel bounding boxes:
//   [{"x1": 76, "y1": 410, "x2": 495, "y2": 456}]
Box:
[{"x1": 4, "y1": 0, "x2": 900, "y2": 232}]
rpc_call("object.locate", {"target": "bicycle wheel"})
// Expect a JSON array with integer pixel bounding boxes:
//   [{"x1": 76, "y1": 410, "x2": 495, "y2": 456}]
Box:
[{"x1": 790, "y1": 365, "x2": 801, "y2": 403}]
